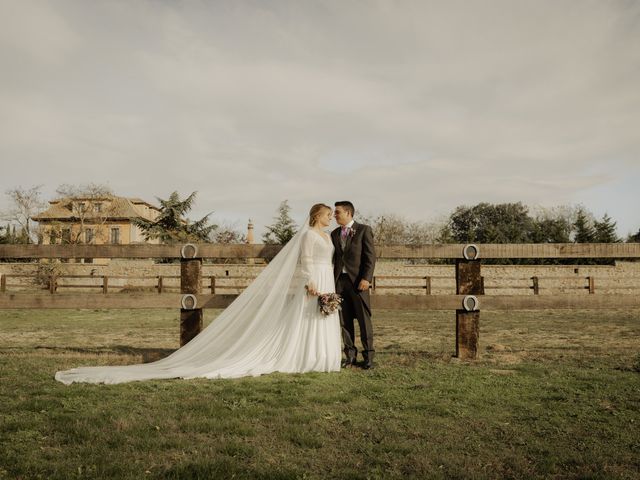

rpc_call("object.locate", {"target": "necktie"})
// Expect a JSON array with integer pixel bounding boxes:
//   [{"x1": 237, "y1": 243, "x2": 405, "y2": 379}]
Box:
[{"x1": 341, "y1": 226, "x2": 349, "y2": 239}]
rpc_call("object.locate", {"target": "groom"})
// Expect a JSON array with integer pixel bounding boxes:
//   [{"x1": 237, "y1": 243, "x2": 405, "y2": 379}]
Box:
[{"x1": 332, "y1": 201, "x2": 376, "y2": 369}]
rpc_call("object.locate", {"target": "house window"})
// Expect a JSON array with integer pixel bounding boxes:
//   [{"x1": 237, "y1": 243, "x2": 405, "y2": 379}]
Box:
[
  {"x1": 94, "y1": 203, "x2": 102, "y2": 213},
  {"x1": 85, "y1": 228, "x2": 94, "y2": 244},
  {"x1": 110, "y1": 227, "x2": 120, "y2": 244},
  {"x1": 76, "y1": 202, "x2": 86, "y2": 214}
]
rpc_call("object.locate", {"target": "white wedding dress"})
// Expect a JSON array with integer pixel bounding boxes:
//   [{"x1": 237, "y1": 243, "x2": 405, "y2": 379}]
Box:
[{"x1": 55, "y1": 221, "x2": 342, "y2": 384}]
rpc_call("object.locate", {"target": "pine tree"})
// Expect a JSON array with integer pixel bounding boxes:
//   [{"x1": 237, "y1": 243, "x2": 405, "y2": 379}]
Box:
[
  {"x1": 132, "y1": 191, "x2": 217, "y2": 243},
  {"x1": 593, "y1": 213, "x2": 619, "y2": 243},
  {"x1": 573, "y1": 208, "x2": 595, "y2": 243},
  {"x1": 263, "y1": 200, "x2": 297, "y2": 245}
]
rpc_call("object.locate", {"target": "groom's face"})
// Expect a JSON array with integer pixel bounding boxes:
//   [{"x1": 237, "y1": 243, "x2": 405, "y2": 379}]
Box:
[{"x1": 334, "y1": 206, "x2": 352, "y2": 226}]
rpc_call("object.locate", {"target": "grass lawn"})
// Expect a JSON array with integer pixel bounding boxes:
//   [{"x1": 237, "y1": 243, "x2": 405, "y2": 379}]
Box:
[{"x1": 1, "y1": 307, "x2": 639, "y2": 479}]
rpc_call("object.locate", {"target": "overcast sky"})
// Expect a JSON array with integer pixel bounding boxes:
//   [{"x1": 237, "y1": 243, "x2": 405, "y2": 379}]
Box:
[{"x1": 1, "y1": 0, "x2": 639, "y2": 238}]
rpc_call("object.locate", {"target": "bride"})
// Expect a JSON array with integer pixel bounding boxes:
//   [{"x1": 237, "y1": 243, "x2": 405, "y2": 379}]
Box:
[{"x1": 55, "y1": 204, "x2": 342, "y2": 384}]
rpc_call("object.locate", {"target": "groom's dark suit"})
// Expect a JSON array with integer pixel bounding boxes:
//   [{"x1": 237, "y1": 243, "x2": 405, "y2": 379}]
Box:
[{"x1": 331, "y1": 221, "x2": 376, "y2": 366}]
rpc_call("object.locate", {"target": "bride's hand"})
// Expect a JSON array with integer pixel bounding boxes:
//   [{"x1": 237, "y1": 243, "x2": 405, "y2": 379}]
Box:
[{"x1": 305, "y1": 283, "x2": 319, "y2": 296}]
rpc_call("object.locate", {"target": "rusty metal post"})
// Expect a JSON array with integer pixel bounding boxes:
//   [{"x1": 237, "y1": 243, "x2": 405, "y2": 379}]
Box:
[
  {"x1": 455, "y1": 259, "x2": 482, "y2": 359},
  {"x1": 180, "y1": 247, "x2": 203, "y2": 346}
]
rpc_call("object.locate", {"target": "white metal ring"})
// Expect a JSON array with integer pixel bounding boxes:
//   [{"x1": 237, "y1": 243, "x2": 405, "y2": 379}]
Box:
[
  {"x1": 181, "y1": 294, "x2": 198, "y2": 310},
  {"x1": 462, "y1": 295, "x2": 479, "y2": 312},
  {"x1": 181, "y1": 243, "x2": 198, "y2": 259},
  {"x1": 462, "y1": 244, "x2": 480, "y2": 260}
]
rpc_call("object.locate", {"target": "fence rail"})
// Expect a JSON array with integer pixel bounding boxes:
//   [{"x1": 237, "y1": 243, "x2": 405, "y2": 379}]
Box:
[
  {"x1": 1, "y1": 242, "x2": 640, "y2": 259},
  {"x1": 3, "y1": 273, "x2": 639, "y2": 295},
  {"x1": 2, "y1": 293, "x2": 640, "y2": 311}
]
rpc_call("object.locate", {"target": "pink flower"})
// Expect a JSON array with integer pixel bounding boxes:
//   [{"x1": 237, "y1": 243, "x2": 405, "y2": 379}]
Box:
[{"x1": 317, "y1": 293, "x2": 343, "y2": 316}]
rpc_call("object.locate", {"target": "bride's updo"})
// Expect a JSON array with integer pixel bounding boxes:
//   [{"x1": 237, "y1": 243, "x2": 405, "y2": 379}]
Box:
[{"x1": 309, "y1": 203, "x2": 331, "y2": 226}]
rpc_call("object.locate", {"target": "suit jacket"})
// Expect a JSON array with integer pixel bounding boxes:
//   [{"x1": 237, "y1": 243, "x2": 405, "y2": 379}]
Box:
[{"x1": 331, "y1": 221, "x2": 376, "y2": 314}]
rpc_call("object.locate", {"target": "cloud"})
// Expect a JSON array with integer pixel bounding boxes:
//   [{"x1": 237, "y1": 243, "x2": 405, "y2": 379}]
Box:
[{"x1": 1, "y1": 0, "x2": 639, "y2": 236}]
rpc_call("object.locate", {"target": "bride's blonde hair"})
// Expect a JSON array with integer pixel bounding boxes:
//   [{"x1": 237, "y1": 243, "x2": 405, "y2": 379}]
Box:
[{"x1": 309, "y1": 203, "x2": 331, "y2": 226}]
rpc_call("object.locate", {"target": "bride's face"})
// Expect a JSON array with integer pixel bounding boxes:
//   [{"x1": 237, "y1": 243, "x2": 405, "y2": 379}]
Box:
[{"x1": 317, "y1": 208, "x2": 332, "y2": 228}]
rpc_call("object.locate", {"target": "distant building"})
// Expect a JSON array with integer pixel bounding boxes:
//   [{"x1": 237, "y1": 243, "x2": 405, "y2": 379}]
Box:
[{"x1": 32, "y1": 196, "x2": 161, "y2": 247}]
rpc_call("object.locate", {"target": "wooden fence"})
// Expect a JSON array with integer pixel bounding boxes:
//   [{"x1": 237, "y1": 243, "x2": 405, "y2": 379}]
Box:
[
  {"x1": 2, "y1": 242, "x2": 640, "y2": 359},
  {"x1": 3, "y1": 273, "x2": 638, "y2": 296}
]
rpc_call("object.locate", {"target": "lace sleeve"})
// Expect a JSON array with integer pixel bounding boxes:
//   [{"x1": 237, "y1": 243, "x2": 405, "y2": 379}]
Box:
[{"x1": 300, "y1": 231, "x2": 315, "y2": 285}]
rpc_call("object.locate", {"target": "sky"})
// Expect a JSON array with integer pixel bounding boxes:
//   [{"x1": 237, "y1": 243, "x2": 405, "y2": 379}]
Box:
[{"x1": 1, "y1": 0, "x2": 639, "y2": 238}]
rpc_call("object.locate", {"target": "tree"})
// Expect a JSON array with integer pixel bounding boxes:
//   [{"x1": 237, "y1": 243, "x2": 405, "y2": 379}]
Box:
[
  {"x1": 41, "y1": 183, "x2": 121, "y2": 245},
  {"x1": 365, "y1": 213, "x2": 407, "y2": 246},
  {"x1": 132, "y1": 191, "x2": 217, "y2": 243},
  {"x1": 628, "y1": 229, "x2": 640, "y2": 243},
  {"x1": 573, "y1": 208, "x2": 595, "y2": 243},
  {"x1": 358, "y1": 212, "x2": 444, "y2": 246},
  {"x1": 55, "y1": 183, "x2": 113, "y2": 198},
  {"x1": 263, "y1": 200, "x2": 297, "y2": 245},
  {"x1": 1, "y1": 185, "x2": 46, "y2": 244},
  {"x1": 529, "y1": 205, "x2": 576, "y2": 243},
  {"x1": 212, "y1": 222, "x2": 247, "y2": 244},
  {"x1": 531, "y1": 217, "x2": 572, "y2": 243},
  {"x1": 447, "y1": 202, "x2": 535, "y2": 243},
  {"x1": 593, "y1": 213, "x2": 620, "y2": 243}
]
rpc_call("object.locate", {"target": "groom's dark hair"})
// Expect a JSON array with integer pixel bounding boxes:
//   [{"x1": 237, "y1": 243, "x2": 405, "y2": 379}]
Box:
[{"x1": 335, "y1": 201, "x2": 355, "y2": 217}]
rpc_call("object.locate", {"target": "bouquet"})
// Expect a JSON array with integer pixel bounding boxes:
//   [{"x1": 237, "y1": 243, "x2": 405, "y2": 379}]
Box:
[{"x1": 317, "y1": 293, "x2": 343, "y2": 316}]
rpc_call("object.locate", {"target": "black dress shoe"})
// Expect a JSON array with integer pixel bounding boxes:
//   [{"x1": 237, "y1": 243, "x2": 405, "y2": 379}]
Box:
[
  {"x1": 341, "y1": 358, "x2": 356, "y2": 368},
  {"x1": 362, "y1": 361, "x2": 375, "y2": 370}
]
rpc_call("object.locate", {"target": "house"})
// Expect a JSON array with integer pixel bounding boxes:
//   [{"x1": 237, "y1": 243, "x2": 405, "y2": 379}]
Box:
[{"x1": 32, "y1": 196, "x2": 161, "y2": 248}]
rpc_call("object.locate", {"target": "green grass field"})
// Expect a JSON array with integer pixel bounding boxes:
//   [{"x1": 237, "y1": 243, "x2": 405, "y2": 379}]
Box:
[{"x1": 1, "y1": 308, "x2": 639, "y2": 479}]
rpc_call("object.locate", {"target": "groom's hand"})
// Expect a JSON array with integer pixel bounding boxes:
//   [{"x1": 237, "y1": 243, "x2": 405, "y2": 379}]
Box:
[{"x1": 358, "y1": 279, "x2": 370, "y2": 291}]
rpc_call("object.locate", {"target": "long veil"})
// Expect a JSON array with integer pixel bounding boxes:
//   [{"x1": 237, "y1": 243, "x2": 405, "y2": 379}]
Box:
[{"x1": 56, "y1": 218, "x2": 314, "y2": 384}]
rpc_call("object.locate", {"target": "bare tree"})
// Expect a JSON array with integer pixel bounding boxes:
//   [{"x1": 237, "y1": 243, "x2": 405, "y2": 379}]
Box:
[
  {"x1": 45, "y1": 183, "x2": 120, "y2": 244},
  {"x1": 55, "y1": 183, "x2": 114, "y2": 199},
  {"x1": 1, "y1": 185, "x2": 47, "y2": 243},
  {"x1": 359, "y1": 212, "x2": 445, "y2": 246},
  {"x1": 212, "y1": 221, "x2": 247, "y2": 244}
]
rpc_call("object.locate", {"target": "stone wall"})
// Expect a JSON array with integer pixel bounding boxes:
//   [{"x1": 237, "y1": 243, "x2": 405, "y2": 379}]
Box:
[{"x1": 2, "y1": 260, "x2": 639, "y2": 295}]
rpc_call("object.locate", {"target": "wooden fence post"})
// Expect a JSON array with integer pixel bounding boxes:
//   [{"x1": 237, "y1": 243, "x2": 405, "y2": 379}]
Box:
[
  {"x1": 0, "y1": 274, "x2": 5, "y2": 293},
  {"x1": 157, "y1": 275, "x2": 163, "y2": 294},
  {"x1": 102, "y1": 276, "x2": 109, "y2": 295},
  {"x1": 455, "y1": 259, "x2": 482, "y2": 359},
  {"x1": 532, "y1": 276, "x2": 539, "y2": 295},
  {"x1": 49, "y1": 275, "x2": 57, "y2": 294},
  {"x1": 180, "y1": 249, "x2": 203, "y2": 346},
  {"x1": 210, "y1": 276, "x2": 216, "y2": 295},
  {"x1": 587, "y1": 276, "x2": 595, "y2": 294},
  {"x1": 424, "y1": 276, "x2": 431, "y2": 295}
]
